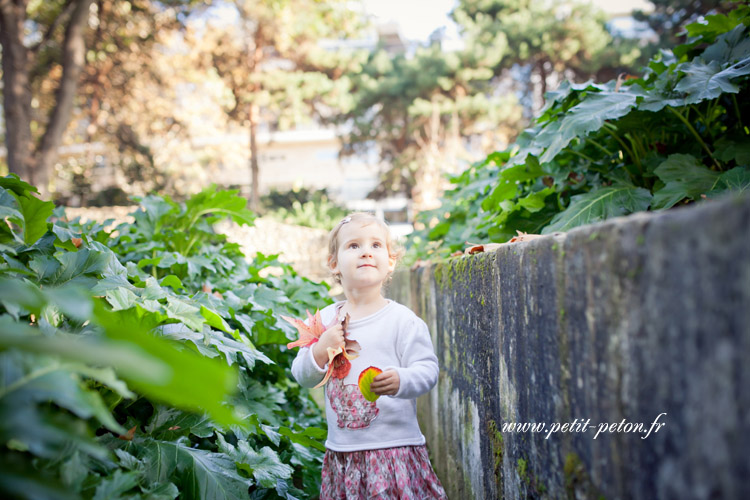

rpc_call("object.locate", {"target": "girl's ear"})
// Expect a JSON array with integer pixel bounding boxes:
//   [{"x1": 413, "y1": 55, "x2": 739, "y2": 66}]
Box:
[{"x1": 328, "y1": 256, "x2": 338, "y2": 274}]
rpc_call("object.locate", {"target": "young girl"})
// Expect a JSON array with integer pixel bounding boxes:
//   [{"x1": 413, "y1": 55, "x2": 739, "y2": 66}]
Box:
[{"x1": 291, "y1": 212, "x2": 447, "y2": 499}]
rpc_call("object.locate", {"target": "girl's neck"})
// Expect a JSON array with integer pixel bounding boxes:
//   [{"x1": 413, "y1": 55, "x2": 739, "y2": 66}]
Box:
[{"x1": 340, "y1": 287, "x2": 389, "y2": 321}]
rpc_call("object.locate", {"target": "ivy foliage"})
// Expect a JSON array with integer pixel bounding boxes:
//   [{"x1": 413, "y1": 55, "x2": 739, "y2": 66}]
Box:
[
  {"x1": 407, "y1": 6, "x2": 750, "y2": 261},
  {"x1": 0, "y1": 177, "x2": 331, "y2": 499}
]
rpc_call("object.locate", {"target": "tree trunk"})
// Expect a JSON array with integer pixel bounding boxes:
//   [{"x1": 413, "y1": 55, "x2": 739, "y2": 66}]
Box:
[
  {"x1": 447, "y1": 86, "x2": 464, "y2": 175},
  {"x1": 247, "y1": 37, "x2": 263, "y2": 213},
  {"x1": 249, "y1": 102, "x2": 260, "y2": 212},
  {"x1": 412, "y1": 96, "x2": 443, "y2": 213},
  {"x1": 538, "y1": 60, "x2": 548, "y2": 111},
  {"x1": 36, "y1": 0, "x2": 94, "y2": 196},
  {"x1": 0, "y1": 0, "x2": 33, "y2": 183},
  {"x1": 0, "y1": 0, "x2": 92, "y2": 196}
]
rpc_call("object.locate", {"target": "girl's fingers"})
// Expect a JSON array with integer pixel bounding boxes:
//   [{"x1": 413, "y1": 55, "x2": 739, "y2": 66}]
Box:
[{"x1": 370, "y1": 371, "x2": 399, "y2": 395}]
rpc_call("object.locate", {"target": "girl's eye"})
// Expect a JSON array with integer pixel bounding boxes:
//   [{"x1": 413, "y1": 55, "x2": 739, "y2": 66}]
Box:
[
  {"x1": 349, "y1": 243, "x2": 358, "y2": 249},
  {"x1": 373, "y1": 242, "x2": 381, "y2": 248}
]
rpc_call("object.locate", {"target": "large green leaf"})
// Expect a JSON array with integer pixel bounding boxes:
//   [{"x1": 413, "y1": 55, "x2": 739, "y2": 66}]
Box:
[
  {"x1": 701, "y1": 23, "x2": 750, "y2": 63},
  {"x1": 0, "y1": 177, "x2": 52, "y2": 246},
  {"x1": 674, "y1": 56, "x2": 750, "y2": 104},
  {"x1": 0, "y1": 174, "x2": 40, "y2": 197},
  {"x1": 543, "y1": 185, "x2": 652, "y2": 234},
  {"x1": 715, "y1": 136, "x2": 750, "y2": 165},
  {"x1": 652, "y1": 154, "x2": 721, "y2": 209},
  {"x1": 278, "y1": 426, "x2": 327, "y2": 452},
  {"x1": 217, "y1": 434, "x2": 293, "y2": 488},
  {"x1": 532, "y1": 91, "x2": 637, "y2": 164},
  {"x1": 141, "y1": 482, "x2": 180, "y2": 500},
  {"x1": 0, "y1": 362, "x2": 125, "y2": 433},
  {"x1": 137, "y1": 439, "x2": 253, "y2": 500},
  {"x1": 182, "y1": 185, "x2": 255, "y2": 228},
  {"x1": 44, "y1": 286, "x2": 94, "y2": 322},
  {"x1": 160, "y1": 274, "x2": 186, "y2": 291},
  {"x1": 201, "y1": 306, "x2": 231, "y2": 333},
  {"x1": 94, "y1": 305, "x2": 240, "y2": 427},
  {"x1": 0, "y1": 396, "x2": 107, "y2": 460},
  {"x1": 140, "y1": 277, "x2": 168, "y2": 301},
  {"x1": 106, "y1": 287, "x2": 138, "y2": 311},
  {"x1": 67, "y1": 364, "x2": 134, "y2": 399},
  {"x1": 209, "y1": 331, "x2": 272, "y2": 368},
  {"x1": 146, "y1": 406, "x2": 215, "y2": 440},
  {"x1": 0, "y1": 307, "x2": 240, "y2": 427},
  {"x1": 708, "y1": 167, "x2": 750, "y2": 197},
  {"x1": 15, "y1": 193, "x2": 55, "y2": 246},
  {"x1": 0, "y1": 320, "x2": 167, "y2": 384},
  {"x1": 165, "y1": 296, "x2": 205, "y2": 331},
  {"x1": 480, "y1": 159, "x2": 547, "y2": 211},
  {"x1": 0, "y1": 451, "x2": 75, "y2": 500},
  {"x1": 0, "y1": 194, "x2": 24, "y2": 224},
  {"x1": 92, "y1": 470, "x2": 139, "y2": 500},
  {"x1": 235, "y1": 378, "x2": 285, "y2": 425},
  {"x1": 49, "y1": 249, "x2": 111, "y2": 286},
  {"x1": 0, "y1": 188, "x2": 26, "y2": 245}
]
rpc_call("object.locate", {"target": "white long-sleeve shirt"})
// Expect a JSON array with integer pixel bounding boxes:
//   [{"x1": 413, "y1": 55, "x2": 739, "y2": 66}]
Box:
[{"x1": 290, "y1": 299, "x2": 439, "y2": 452}]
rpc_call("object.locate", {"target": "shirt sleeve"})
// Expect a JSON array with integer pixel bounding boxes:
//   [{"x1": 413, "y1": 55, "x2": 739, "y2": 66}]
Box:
[
  {"x1": 291, "y1": 345, "x2": 327, "y2": 388},
  {"x1": 388, "y1": 316, "x2": 439, "y2": 400}
]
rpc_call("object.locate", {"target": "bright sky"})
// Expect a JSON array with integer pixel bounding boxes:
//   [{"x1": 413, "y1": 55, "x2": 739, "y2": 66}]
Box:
[
  {"x1": 361, "y1": 0, "x2": 459, "y2": 42},
  {"x1": 359, "y1": 0, "x2": 654, "y2": 42}
]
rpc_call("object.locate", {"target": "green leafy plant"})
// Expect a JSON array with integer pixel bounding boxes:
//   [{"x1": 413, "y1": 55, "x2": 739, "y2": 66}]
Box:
[
  {"x1": 407, "y1": 5, "x2": 750, "y2": 261},
  {"x1": 263, "y1": 188, "x2": 347, "y2": 230},
  {"x1": 1, "y1": 176, "x2": 331, "y2": 499}
]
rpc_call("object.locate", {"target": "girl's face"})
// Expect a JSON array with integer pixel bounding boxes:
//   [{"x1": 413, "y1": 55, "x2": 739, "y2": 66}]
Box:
[{"x1": 331, "y1": 221, "x2": 395, "y2": 291}]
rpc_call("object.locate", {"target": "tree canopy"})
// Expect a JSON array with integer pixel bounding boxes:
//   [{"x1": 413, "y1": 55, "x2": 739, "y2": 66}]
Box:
[{"x1": 1, "y1": 0, "x2": 725, "y2": 210}]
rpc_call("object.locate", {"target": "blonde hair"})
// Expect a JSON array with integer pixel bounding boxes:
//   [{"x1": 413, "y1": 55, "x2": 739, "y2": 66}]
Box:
[{"x1": 327, "y1": 212, "x2": 404, "y2": 284}]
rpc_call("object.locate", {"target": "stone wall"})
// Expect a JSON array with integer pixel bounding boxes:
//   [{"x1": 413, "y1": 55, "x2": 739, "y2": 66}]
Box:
[
  {"x1": 389, "y1": 194, "x2": 750, "y2": 500},
  {"x1": 63, "y1": 207, "x2": 330, "y2": 282}
]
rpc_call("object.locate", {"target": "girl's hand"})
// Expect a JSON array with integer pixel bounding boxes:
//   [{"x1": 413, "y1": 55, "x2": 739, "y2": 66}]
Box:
[
  {"x1": 370, "y1": 370, "x2": 400, "y2": 396},
  {"x1": 312, "y1": 323, "x2": 345, "y2": 368}
]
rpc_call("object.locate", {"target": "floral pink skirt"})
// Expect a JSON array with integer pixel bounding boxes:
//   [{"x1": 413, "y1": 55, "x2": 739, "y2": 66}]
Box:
[{"x1": 320, "y1": 445, "x2": 447, "y2": 499}]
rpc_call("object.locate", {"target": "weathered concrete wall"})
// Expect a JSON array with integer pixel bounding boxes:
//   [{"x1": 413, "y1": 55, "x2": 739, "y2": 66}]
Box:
[{"x1": 390, "y1": 194, "x2": 750, "y2": 500}]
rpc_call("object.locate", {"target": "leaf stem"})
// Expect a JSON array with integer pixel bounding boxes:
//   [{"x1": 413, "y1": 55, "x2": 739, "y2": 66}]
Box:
[
  {"x1": 585, "y1": 138, "x2": 614, "y2": 156},
  {"x1": 602, "y1": 123, "x2": 641, "y2": 180},
  {"x1": 152, "y1": 250, "x2": 158, "y2": 279},
  {"x1": 625, "y1": 133, "x2": 647, "y2": 172},
  {"x1": 183, "y1": 208, "x2": 245, "y2": 255},
  {"x1": 731, "y1": 94, "x2": 746, "y2": 134},
  {"x1": 567, "y1": 149, "x2": 597, "y2": 163},
  {"x1": 667, "y1": 106, "x2": 721, "y2": 170},
  {"x1": 690, "y1": 104, "x2": 715, "y2": 142}
]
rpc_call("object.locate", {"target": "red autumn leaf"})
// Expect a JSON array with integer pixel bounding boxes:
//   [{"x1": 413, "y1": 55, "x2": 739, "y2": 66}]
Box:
[
  {"x1": 314, "y1": 312, "x2": 361, "y2": 388},
  {"x1": 118, "y1": 425, "x2": 137, "y2": 441},
  {"x1": 282, "y1": 309, "x2": 329, "y2": 349},
  {"x1": 284, "y1": 310, "x2": 361, "y2": 388},
  {"x1": 465, "y1": 243, "x2": 503, "y2": 254},
  {"x1": 331, "y1": 352, "x2": 351, "y2": 379},
  {"x1": 508, "y1": 231, "x2": 543, "y2": 243}
]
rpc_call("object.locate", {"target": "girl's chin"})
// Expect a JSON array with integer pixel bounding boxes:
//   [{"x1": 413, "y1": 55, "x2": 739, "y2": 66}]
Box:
[{"x1": 341, "y1": 278, "x2": 386, "y2": 289}]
